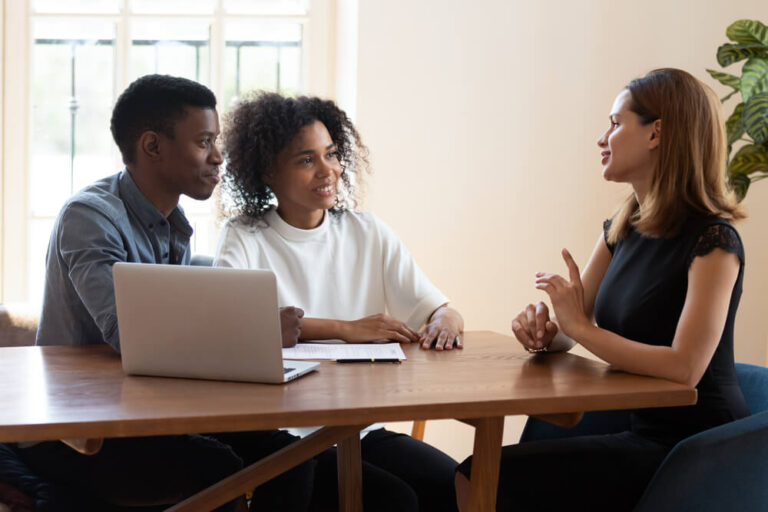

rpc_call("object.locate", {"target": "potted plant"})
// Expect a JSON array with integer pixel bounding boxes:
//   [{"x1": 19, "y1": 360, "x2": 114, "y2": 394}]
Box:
[{"x1": 707, "y1": 19, "x2": 768, "y2": 200}]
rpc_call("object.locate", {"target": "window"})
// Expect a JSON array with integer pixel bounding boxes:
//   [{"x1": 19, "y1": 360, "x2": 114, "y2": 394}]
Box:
[{"x1": 1, "y1": 0, "x2": 343, "y2": 304}]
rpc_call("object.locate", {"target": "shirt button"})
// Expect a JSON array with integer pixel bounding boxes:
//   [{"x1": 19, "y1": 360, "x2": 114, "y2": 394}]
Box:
[
  {"x1": 160, "y1": 220, "x2": 167, "y2": 226},
  {"x1": 148, "y1": 224, "x2": 153, "y2": 229}
]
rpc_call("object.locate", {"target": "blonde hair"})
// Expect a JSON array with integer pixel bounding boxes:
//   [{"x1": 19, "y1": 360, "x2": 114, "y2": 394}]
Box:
[{"x1": 607, "y1": 68, "x2": 744, "y2": 244}]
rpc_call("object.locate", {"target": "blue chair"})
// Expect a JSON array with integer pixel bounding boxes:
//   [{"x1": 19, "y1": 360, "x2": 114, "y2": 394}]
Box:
[{"x1": 520, "y1": 363, "x2": 768, "y2": 512}]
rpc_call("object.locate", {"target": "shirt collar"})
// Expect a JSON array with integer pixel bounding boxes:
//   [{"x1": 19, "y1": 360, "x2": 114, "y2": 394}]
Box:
[
  {"x1": 118, "y1": 169, "x2": 193, "y2": 237},
  {"x1": 266, "y1": 207, "x2": 328, "y2": 242}
]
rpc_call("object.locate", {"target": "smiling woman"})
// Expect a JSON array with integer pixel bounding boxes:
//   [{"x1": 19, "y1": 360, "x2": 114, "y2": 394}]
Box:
[{"x1": 214, "y1": 92, "x2": 464, "y2": 512}]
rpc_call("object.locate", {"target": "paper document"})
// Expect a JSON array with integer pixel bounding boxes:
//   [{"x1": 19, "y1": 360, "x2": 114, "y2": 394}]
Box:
[{"x1": 282, "y1": 343, "x2": 407, "y2": 361}]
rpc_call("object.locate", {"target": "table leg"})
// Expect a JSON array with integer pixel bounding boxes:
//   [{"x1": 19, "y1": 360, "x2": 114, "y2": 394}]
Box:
[
  {"x1": 167, "y1": 424, "x2": 366, "y2": 512},
  {"x1": 337, "y1": 432, "x2": 363, "y2": 512},
  {"x1": 461, "y1": 416, "x2": 504, "y2": 512}
]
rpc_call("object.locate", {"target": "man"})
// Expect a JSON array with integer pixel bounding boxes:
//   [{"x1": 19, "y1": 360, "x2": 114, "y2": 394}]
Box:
[{"x1": 20, "y1": 75, "x2": 312, "y2": 511}]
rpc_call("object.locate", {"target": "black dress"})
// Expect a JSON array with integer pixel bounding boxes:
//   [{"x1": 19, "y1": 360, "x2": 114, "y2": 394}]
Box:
[{"x1": 456, "y1": 215, "x2": 749, "y2": 512}]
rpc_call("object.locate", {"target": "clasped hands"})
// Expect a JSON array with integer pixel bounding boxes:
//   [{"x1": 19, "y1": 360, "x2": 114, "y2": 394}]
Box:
[{"x1": 512, "y1": 248, "x2": 589, "y2": 352}]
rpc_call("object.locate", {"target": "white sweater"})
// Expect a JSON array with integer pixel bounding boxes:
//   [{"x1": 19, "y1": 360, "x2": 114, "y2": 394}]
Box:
[
  {"x1": 214, "y1": 208, "x2": 449, "y2": 437},
  {"x1": 215, "y1": 208, "x2": 448, "y2": 332}
]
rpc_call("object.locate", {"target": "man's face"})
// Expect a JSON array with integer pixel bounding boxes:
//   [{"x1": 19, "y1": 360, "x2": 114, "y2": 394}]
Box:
[{"x1": 158, "y1": 107, "x2": 222, "y2": 201}]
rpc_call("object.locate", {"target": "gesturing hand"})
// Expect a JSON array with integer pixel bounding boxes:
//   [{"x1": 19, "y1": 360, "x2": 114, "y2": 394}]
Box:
[
  {"x1": 534, "y1": 249, "x2": 589, "y2": 338},
  {"x1": 279, "y1": 306, "x2": 304, "y2": 348},
  {"x1": 343, "y1": 314, "x2": 420, "y2": 344},
  {"x1": 511, "y1": 301, "x2": 559, "y2": 351}
]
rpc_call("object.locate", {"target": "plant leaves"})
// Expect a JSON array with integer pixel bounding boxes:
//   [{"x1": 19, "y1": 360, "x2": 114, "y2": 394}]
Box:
[
  {"x1": 726, "y1": 103, "x2": 745, "y2": 147},
  {"x1": 729, "y1": 144, "x2": 768, "y2": 174},
  {"x1": 726, "y1": 19, "x2": 768, "y2": 46},
  {"x1": 743, "y1": 93, "x2": 768, "y2": 144},
  {"x1": 722, "y1": 89, "x2": 740, "y2": 102},
  {"x1": 741, "y1": 58, "x2": 768, "y2": 103},
  {"x1": 707, "y1": 69, "x2": 740, "y2": 90},
  {"x1": 717, "y1": 43, "x2": 768, "y2": 67},
  {"x1": 727, "y1": 172, "x2": 750, "y2": 201}
]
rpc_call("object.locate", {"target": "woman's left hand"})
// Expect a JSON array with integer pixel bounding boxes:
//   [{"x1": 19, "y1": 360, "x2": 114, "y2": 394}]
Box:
[
  {"x1": 420, "y1": 306, "x2": 464, "y2": 351},
  {"x1": 535, "y1": 249, "x2": 589, "y2": 338}
]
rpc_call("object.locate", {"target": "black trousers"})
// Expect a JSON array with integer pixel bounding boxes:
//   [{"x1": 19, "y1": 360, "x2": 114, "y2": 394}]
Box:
[
  {"x1": 308, "y1": 428, "x2": 458, "y2": 512},
  {"x1": 19, "y1": 430, "x2": 314, "y2": 512},
  {"x1": 456, "y1": 431, "x2": 671, "y2": 512}
]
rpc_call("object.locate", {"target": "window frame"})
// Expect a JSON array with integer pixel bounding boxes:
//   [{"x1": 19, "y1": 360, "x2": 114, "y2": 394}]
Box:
[{"x1": 1, "y1": 0, "x2": 344, "y2": 302}]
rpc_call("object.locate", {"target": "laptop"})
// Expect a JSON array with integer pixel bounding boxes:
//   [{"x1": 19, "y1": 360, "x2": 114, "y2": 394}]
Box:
[{"x1": 113, "y1": 262, "x2": 319, "y2": 383}]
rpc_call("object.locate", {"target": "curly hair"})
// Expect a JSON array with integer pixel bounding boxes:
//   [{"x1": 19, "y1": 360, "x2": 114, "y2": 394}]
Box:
[{"x1": 221, "y1": 92, "x2": 369, "y2": 221}]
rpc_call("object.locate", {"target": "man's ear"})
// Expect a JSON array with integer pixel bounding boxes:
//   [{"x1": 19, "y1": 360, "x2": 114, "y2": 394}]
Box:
[
  {"x1": 649, "y1": 119, "x2": 661, "y2": 149},
  {"x1": 138, "y1": 131, "x2": 161, "y2": 161}
]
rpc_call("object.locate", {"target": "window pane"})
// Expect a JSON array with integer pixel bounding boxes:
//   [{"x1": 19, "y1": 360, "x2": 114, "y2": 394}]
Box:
[
  {"x1": 224, "y1": 0, "x2": 308, "y2": 15},
  {"x1": 222, "y1": 22, "x2": 303, "y2": 107},
  {"x1": 30, "y1": 20, "x2": 117, "y2": 218},
  {"x1": 33, "y1": 0, "x2": 119, "y2": 14},
  {"x1": 131, "y1": 0, "x2": 215, "y2": 15},
  {"x1": 129, "y1": 20, "x2": 211, "y2": 85},
  {"x1": 29, "y1": 218, "x2": 56, "y2": 307}
]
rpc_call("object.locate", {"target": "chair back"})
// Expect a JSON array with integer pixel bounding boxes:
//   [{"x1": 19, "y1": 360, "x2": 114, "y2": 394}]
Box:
[{"x1": 735, "y1": 362, "x2": 768, "y2": 414}]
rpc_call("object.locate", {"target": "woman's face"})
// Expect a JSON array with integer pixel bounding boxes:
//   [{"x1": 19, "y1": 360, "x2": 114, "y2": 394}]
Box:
[
  {"x1": 266, "y1": 120, "x2": 342, "y2": 229},
  {"x1": 597, "y1": 89, "x2": 659, "y2": 195}
]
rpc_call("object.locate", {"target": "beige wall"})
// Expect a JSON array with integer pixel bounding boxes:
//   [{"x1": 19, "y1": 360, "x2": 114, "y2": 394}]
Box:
[{"x1": 355, "y1": 0, "x2": 768, "y2": 461}]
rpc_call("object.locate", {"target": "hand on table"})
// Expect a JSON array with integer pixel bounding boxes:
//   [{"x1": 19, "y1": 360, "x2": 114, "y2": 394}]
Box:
[
  {"x1": 420, "y1": 306, "x2": 464, "y2": 351},
  {"x1": 533, "y1": 249, "x2": 590, "y2": 339},
  {"x1": 342, "y1": 314, "x2": 420, "y2": 344},
  {"x1": 511, "y1": 301, "x2": 559, "y2": 352},
  {"x1": 280, "y1": 306, "x2": 304, "y2": 348}
]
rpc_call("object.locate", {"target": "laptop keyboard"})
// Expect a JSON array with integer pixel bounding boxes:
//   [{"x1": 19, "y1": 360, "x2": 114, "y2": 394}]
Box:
[{"x1": 283, "y1": 367, "x2": 295, "y2": 374}]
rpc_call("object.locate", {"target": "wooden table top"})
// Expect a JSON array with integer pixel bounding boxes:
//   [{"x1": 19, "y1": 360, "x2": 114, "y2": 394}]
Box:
[{"x1": 0, "y1": 331, "x2": 696, "y2": 442}]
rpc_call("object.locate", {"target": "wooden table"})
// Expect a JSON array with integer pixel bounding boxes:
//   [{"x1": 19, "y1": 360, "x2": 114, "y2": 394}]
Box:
[{"x1": 0, "y1": 331, "x2": 696, "y2": 511}]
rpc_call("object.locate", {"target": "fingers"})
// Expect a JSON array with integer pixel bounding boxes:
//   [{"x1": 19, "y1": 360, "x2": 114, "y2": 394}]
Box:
[
  {"x1": 420, "y1": 327, "x2": 461, "y2": 350},
  {"x1": 387, "y1": 330, "x2": 414, "y2": 344},
  {"x1": 511, "y1": 317, "x2": 535, "y2": 347},
  {"x1": 562, "y1": 248, "x2": 581, "y2": 284},
  {"x1": 534, "y1": 301, "x2": 549, "y2": 341},
  {"x1": 295, "y1": 307, "x2": 305, "y2": 319},
  {"x1": 420, "y1": 326, "x2": 438, "y2": 350},
  {"x1": 435, "y1": 330, "x2": 450, "y2": 351}
]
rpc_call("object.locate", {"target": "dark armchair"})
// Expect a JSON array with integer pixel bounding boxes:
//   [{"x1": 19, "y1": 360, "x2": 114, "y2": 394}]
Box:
[{"x1": 520, "y1": 362, "x2": 768, "y2": 512}]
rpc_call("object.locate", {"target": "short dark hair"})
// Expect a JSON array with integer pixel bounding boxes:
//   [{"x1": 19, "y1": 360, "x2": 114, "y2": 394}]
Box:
[
  {"x1": 110, "y1": 74, "x2": 217, "y2": 164},
  {"x1": 222, "y1": 92, "x2": 369, "y2": 220}
]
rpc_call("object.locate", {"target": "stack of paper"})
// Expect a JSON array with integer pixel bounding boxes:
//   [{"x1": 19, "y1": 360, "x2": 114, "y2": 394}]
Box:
[{"x1": 282, "y1": 343, "x2": 407, "y2": 361}]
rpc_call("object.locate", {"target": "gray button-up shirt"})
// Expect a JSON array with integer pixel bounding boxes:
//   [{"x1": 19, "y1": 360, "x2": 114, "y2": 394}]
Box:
[{"x1": 36, "y1": 170, "x2": 193, "y2": 353}]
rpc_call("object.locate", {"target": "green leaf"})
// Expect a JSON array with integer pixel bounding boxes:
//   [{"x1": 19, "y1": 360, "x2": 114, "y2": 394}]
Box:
[
  {"x1": 717, "y1": 43, "x2": 768, "y2": 67},
  {"x1": 726, "y1": 103, "x2": 745, "y2": 147},
  {"x1": 729, "y1": 144, "x2": 768, "y2": 175},
  {"x1": 743, "y1": 93, "x2": 768, "y2": 143},
  {"x1": 722, "y1": 89, "x2": 740, "y2": 102},
  {"x1": 707, "y1": 69, "x2": 740, "y2": 90},
  {"x1": 741, "y1": 58, "x2": 768, "y2": 102},
  {"x1": 727, "y1": 172, "x2": 750, "y2": 201},
  {"x1": 726, "y1": 19, "x2": 768, "y2": 46}
]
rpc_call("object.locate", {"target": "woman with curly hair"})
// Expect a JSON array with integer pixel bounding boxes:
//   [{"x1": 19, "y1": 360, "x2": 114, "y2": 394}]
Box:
[{"x1": 214, "y1": 92, "x2": 463, "y2": 512}]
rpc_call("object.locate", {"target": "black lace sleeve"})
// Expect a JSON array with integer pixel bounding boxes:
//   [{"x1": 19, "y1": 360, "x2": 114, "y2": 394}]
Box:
[
  {"x1": 603, "y1": 219, "x2": 616, "y2": 254},
  {"x1": 688, "y1": 223, "x2": 744, "y2": 268}
]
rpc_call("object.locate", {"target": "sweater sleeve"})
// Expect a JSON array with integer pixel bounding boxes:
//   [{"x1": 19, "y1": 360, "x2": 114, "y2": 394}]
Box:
[{"x1": 375, "y1": 216, "x2": 449, "y2": 331}]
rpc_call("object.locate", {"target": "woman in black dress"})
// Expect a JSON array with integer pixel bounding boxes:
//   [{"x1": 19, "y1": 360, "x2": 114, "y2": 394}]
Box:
[{"x1": 456, "y1": 68, "x2": 749, "y2": 511}]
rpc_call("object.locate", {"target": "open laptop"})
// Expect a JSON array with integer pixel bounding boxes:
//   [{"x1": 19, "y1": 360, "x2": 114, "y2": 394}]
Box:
[{"x1": 113, "y1": 262, "x2": 319, "y2": 383}]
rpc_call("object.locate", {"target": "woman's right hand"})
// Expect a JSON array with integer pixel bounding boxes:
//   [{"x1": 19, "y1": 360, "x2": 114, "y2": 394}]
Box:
[
  {"x1": 511, "y1": 301, "x2": 559, "y2": 351},
  {"x1": 342, "y1": 314, "x2": 420, "y2": 344}
]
